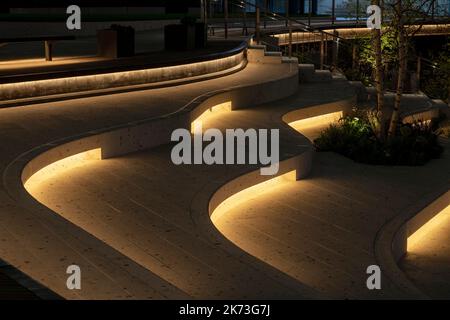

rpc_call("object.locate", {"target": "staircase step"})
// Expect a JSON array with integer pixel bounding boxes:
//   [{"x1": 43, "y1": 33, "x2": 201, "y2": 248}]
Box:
[
  {"x1": 247, "y1": 47, "x2": 282, "y2": 64},
  {"x1": 248, "y1": 44, "x2": 266, "y2": 50},
  {"x1": 432, "y1": 99, "x2": 450, "y2": 118},
  {"x1": 298, "y1": 64, "x2": 315, "y2": 82},
  {"x1": 312, "y1": 70, "x2": 333, "y2": 82},
  {"x1": 265, "y1": 51, "x2": 282, "y2": 57},
  {"x1": 281, "y1": 57, "x2": 298, "y2": 64},
  {"x1": 332, "y1": 73, "x2": 347, "y2": 80},
  {"x1": 349, "y1": 81, "x2": 368, "y2": 103}
]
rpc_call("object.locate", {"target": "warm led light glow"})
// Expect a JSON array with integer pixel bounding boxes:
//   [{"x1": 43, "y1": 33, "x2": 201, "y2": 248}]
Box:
[
  {"x1": 274, "y1": 24, "x2": 450, "y2": 45},
  {"x1": 0, "y1": 53, "x2": 244, "y2": 101},
  {"x1": 408, "y1": 204, "x2": 450, "y2": 251},
  {"x1": 0, "y1": 56, "x2": 98, "y2": 68},
  {"x1": 323, "y1": 28, "x2": 371, "y2": 39},
  {"x1": 288, "y1": 111, "x2": 343, "y2": 131},
  {"x1": 191, "y1": 101, "x2": 232, "y2": 133},
  {"x1": 24, "y1": 148, "x2": 102, "y2": 190},
  {"x1": 210, "y1": 170, "x2": 296, "y2": 223}
]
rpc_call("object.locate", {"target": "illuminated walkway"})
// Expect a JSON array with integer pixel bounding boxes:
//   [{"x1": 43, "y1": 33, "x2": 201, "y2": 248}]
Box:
[
  {"x1": 401, "y1": 204, "x2": 450, "y2": 299},
  {"x1": 1, "y1": 47, "x2": 448, "y2": 298},
  {"x1": 0, "y1": 57, "x2": 305, "y2": 299},
  {"x1": 213, "y1": 129, "x2": 450, "y2": 298},
  {"x1": 21, "y1": 75, "x2": 450, "y2": 299},
  {"x1": 17, "y1": 77, "x2": 357, "y2": 299},
  {"x1": 19, "y1": 80, "x2": 347, "y2": 299}
]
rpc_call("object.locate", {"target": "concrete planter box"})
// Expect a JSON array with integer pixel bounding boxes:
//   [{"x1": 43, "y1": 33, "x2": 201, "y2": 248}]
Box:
[{"x1": 97, "y1": 26, "x2": 135, "y2": 58}]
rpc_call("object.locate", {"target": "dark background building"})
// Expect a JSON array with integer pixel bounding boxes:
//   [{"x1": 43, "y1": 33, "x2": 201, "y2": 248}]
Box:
[
  {"x1": 0, "y1": 1, "x2": 201, "y2": 14},
  {"x1": 0, "y1": 1, "x2": 321, "y2": 15},
  {"x1": 211, "y1": 0, "x2": 319, "y2": 15}
]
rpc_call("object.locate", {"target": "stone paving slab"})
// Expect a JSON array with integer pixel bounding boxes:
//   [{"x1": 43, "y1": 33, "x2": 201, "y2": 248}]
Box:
[
  {"x1": 0, "y1": 61, "x2": 302, "y2": 299},
  {"x1": 214, "y1": 135, "x2": 450, "y2": 298},
  {"x1": 20, "y1": 78, "x2": 359, "y2": 299},
  {"x1": 1, "y1": 54, "x2": 448, "y2": 299}
]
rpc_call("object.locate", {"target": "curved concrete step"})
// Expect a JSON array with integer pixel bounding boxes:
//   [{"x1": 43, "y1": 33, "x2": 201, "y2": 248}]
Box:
[
  {"x1": 20, "y1": 79, "x2": 356, "y2": 299},
  {"x1": 0, "y1": 59, "x2": 301, "y2": 299}
]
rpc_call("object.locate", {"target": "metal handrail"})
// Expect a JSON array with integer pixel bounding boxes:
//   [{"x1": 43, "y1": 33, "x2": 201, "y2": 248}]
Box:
[
  {"x1": 228, "y1": 0, "x2": 345, "y2": 69},
  {"x1": 227, "y1": 0, "x2": 350, "y2": 42}
]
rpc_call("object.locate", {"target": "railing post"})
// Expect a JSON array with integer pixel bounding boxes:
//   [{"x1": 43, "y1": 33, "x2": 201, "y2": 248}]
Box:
[
  {"x1": 431, "y1": 1, "x2": 435, "y2": 20},
  {"x1": 44, "y1": 40, "x2": 53, "y2": 61},
  {"x1": 224, "y1": 0, "x2": 229, "y2": 39},
  {"x1": 264, "y1": 0, "x2": 268, "y2": 28},
  {"x1": 242, "y1": 0, "x2": 248, "y2": 36},
  {"x1": 332, "y1": 0, "x2": 335, "y2": 25},
  {"x1": 201, "y1": 0, "x2": 208, "y2": 41},
  {"x1": 320, "y1": 33, "x2": 324, "y2": 69},
  {"x1": 256, "y1": 6, "x2": 261, "y2": 44},
  {"x1": 289, "y1": 19, "x2": 293, "y2": 58},
  {"x1": 332, "y1": 30, "x2": 339, "y2": 68},
  {"x1": 416, "y1": 56, "x2": 421, "y2": 91},
  {"x1": 356, "y1": 0, "x2": 360, "y2": 25},
  {"x1": 308, "y1": 0, "x2": 312, "y2": 26},
  {"x1": 201, "y1": 0, "x2": 205, "y2": 22},
  {"x1": 285, "y1": 0, "x2": 289, "y2": 27}
]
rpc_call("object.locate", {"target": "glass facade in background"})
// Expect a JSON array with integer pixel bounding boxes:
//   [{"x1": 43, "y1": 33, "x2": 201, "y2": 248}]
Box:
[{"x1": 211, "y1": 0, "x2": 449, "y2": 17}]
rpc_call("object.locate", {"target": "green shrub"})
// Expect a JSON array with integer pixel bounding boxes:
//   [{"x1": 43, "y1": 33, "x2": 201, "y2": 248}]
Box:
[{"x1": 314, "y1": 113, "x2": 443, "y2": 166}]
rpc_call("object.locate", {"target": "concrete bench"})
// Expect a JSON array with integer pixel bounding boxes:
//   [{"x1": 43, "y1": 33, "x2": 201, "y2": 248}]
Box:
[{"x1": 0, "y1": 35, "x2": 76, "y2": 61}]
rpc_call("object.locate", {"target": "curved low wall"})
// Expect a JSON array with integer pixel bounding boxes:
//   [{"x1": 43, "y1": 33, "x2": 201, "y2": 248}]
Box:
[
  {"x1": 209, "y1": 153, "x2": 313, "y2": 221},
  {"x1": 2, "y1": 59, "x2": 298, "y2": 299},
  {"x1": 17, "y1": 59, "x2": 298, "y2": 190},
  {"x1": 208, "y1": 95, "x2": 355, "y2": 244},
  {"x1": 0, "y1": 50, "x2": 245, "y2": 102},
  {"x1": 281, "y1": 98, "x2": 354, "y2": 124},
  {"x1": 375, "y1": 188, "x2": 450, "y2": 299},
  {"x1": 407, "y1": 191, "x2": 450, "y2": 243}
]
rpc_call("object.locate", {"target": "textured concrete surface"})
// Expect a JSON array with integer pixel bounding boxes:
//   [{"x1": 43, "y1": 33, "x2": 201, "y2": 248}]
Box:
[
  {"x1": 0, "y1": 41, "x2": 247, "y2": 103},
  {"x1": 213, "y1": 137, "x2": 450, "y2": 299},
  {"x1": 13, "y1": 78, "x2": 355, "y2": 299},
  {"x1": 23, "y1": 75, "x2": 450, "y2": 299},
  {"x1": 401, "y1": 204, "x2": 450, "y2": 299},
  {"x1": 0, "y1": 52, "x2": 244, "y2": 101},
  {"x1": 0, "y1": 59, "x2": 304, "y2": 299},
  {"x1": 0, "y1": 49, "x2": 448, "y2": 299}
]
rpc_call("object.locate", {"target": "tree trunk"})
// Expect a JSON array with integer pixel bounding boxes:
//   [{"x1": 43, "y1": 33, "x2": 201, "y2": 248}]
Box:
[
  {"x1": 352, "y1": 43, "x2": 357, "y2": 70},
  {"x1": 371, "y1": 0, "x2": 384, "y2": 140},
  {"x1": 447, "y1": 70, "x2": 450, "y2": 104},
  {"x1": 388, "y1": 0, "x2": 407, "y2": 138}
]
